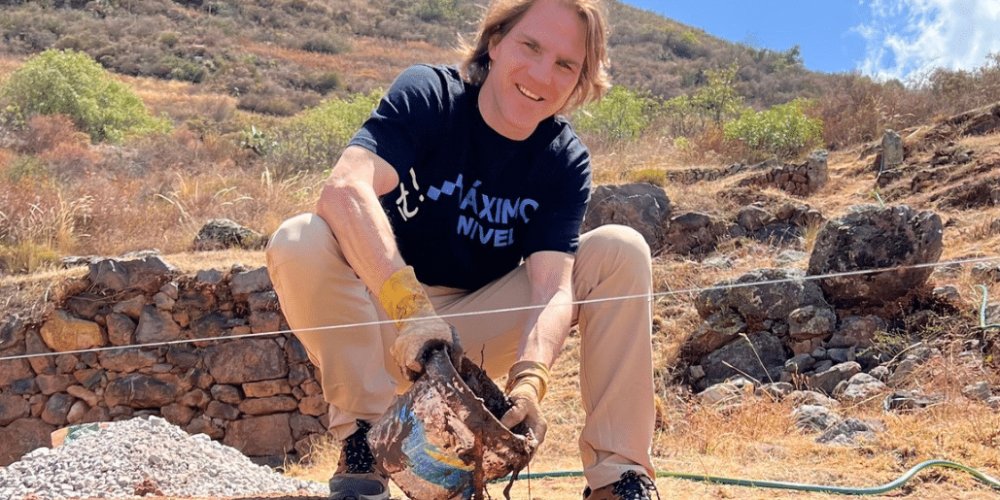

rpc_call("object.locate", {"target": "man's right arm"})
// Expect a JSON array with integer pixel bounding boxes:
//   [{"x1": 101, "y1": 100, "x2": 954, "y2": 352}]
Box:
[
  {"x1": 316, "y1": 145, "x2": 405, "y2": 295},
  {"x1": 317, "y1": 145, "x2": 463, "y2": 378}
]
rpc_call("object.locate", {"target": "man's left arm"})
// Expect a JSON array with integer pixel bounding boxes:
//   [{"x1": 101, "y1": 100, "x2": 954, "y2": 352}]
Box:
[{"x1": 500, "y1": 250, "x2": 575, "y2": 446}]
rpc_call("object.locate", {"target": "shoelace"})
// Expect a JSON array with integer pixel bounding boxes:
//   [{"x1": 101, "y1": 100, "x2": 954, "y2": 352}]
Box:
[
  {"x1": 612, "y1": 470, "x2": 661, "y2": 500},
  {"x1": 342, "y1": 420, "x2": 376, "y2": 474}
]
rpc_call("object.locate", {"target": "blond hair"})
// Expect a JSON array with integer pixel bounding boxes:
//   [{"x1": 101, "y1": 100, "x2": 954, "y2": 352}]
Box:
[{"x1": 460, "y1": 0, "x2": 611, "y2": 113}]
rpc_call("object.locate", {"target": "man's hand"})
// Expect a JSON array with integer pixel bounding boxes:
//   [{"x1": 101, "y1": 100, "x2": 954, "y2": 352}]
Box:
[
  {"x1": 380, "y1": 266, "x2": 463, "y2": 380},
  {"x1": 391, "y1": 319, "x2": 463, "y2": 381},
  {"x1": 501, "y1": 361, "x2": 550, "y2": 447}
]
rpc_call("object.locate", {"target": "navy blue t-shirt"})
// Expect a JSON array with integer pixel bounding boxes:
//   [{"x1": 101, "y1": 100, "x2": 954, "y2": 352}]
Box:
[{"x1": 348, "y1": 65, "x2": 592, "y2": 291}]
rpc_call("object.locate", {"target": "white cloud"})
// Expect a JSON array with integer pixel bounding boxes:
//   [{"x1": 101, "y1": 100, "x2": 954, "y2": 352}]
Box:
[{"x1": 855, "y1": 0, "x2": 1000, "y2": 83}]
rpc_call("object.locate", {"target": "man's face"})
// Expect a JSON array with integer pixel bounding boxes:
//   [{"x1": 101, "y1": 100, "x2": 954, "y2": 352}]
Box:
[{"x1": 479, "y1": 0, "x2": 587, "y2": 140}]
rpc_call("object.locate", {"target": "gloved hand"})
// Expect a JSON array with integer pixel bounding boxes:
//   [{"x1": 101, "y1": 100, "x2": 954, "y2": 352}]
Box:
[
  {"x1": 500, "y1": 361, "x2": 550, "y2": 447},
  {"x1": 380, "y1": 266, "x2": 463, "y2": 380}
]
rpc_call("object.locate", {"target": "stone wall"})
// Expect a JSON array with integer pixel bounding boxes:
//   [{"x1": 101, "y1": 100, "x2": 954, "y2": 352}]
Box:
[
  {"x1": 737, "y1": 151, "x2": 829, "y2": 196},
  {"x1": 0, "y1": 256, "x2": 329, "y2": 467}
]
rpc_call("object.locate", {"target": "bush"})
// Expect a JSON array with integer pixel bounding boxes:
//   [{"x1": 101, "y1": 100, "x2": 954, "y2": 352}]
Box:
[
  {"x1": 573, "y1": 86, "x2": 654, "y2": 144},
  {"x1": 723, "y1": 99, "x2": 823, "y2": 161},
  {"x1": 0, "y1": 49, "x2": 170, "y2": 143},
  {"x1": 260, "y1": 89, "x2": 383, "y2": 179}
]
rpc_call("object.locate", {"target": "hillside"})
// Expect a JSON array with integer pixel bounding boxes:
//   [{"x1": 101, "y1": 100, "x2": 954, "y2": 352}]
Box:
[{"x1": 0, "y1": 0, "x2": 821, "y2": 115}]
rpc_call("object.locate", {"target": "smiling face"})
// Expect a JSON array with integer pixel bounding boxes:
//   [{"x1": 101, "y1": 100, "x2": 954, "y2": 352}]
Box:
[{"x1": 478, "y1": 0, "x2": 587, "y2": 140}]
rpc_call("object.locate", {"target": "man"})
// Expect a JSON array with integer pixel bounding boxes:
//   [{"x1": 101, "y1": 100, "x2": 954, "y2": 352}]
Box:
[{"x1": 266, "y1": 0, "x2": 658, "y2": 498}]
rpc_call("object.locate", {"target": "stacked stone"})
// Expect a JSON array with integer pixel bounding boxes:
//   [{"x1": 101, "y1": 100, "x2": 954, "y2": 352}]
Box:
[
  {"x1": 0, "y1": 256, "x2": 330, "y2": 467},
  {"x1": 738, "y1": 150, "x2": 829, "y2": 196}
]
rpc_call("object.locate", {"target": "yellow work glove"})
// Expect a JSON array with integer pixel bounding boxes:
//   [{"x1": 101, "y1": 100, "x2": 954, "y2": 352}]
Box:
[
  {"x1": 500, "y1": 360, "x2": 549, "y2": 447},
  {"x1": 380, "y1": 266, "x2": 463, "y2": 381}
]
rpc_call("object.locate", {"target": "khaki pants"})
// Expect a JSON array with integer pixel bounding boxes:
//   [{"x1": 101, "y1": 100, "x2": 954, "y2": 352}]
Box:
[{"x1": 266, "y1": 213, "x2": 655, "y2": 487}]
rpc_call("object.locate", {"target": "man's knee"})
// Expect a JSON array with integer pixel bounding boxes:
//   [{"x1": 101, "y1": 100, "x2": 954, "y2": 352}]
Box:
[
  {"x1": 266, "y1": 213, "x2": 332, "y2": 267},
  {"x1": 580, "y1": 224, "x2": 651, "y2": 267}
]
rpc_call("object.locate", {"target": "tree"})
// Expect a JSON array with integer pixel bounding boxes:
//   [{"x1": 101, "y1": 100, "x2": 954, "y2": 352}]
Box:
[
  {"x1": 691, "y1": 63, "x2": 744, "y2": 125},
  {"x1": 0, "y1": 49, "x2": 169, "y2": 143}
]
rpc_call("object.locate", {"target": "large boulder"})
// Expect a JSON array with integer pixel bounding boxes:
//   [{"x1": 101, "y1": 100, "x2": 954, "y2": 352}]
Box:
[
  {"x1": 0, "y1": 418, "x2": 55, "y2": 466},
  {"x1": 582, "y1": 183, "x2": 671, "y2": 253},
  {"x1": 699, "y1": 332, "x2": 786, "y2": 388},
  {"x1": 193, "y1": 218, "x2": 264, "y2": 251},
  {"x1": 807, "y1": 205, "x2": 943, "y2": 306},
  {"x1": 695, "y1": 268, "x2": 830, "y2": 323}
]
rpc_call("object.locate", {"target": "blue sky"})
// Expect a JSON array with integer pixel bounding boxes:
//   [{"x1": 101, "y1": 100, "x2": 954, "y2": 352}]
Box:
[{"x1": 622, "y1": 0, "x2": 1000, "y2": 83}]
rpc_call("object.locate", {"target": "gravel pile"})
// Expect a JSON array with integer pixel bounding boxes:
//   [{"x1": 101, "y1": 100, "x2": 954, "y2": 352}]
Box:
[{"x1": 0, "y1": 416, "x2": 328, "y2": 499}]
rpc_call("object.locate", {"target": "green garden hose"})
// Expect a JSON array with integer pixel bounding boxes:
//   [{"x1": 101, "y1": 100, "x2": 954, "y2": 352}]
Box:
[{"x1": 499, "y1": 459, "x2": 1000, "y2": 495}]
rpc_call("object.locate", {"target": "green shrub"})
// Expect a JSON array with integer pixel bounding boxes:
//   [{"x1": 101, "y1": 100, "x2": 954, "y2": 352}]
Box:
[
  {"x1": 723, "y1": 98, "x2": 823, "y2": 161},
  {"x1": 0, "y1": 49, "x2": 170, "y2": 143},
  {"x1": 261, "y1": 89, "x2": 383, "y2": 179},
  {"x1": 573, "y1": 85, "x2": 653, "y2": 144}
]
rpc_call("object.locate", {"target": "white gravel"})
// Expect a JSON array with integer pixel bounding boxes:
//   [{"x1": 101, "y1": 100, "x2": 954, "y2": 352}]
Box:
[{"x1": 0, "y1": 416, "x2": 328, "y2": 499}]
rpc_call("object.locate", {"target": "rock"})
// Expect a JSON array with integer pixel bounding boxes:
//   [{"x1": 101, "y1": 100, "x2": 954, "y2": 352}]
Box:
[
  {"x1": 98, "y1": 348, "x2": 158, "y2": 373},
  {"x1": 105, "y1": 313, "x2": 136, "y2": 346},
  {"x1": 817, "y1": 418, "x2": 883, "y2": 446},
  {"x1": 243, "y1": 380, "x2": 292, "y2": 398},
  {"x1": 193, "y1": 218, "x2": 264, "y2": 251},
  {"x1": 224, "y1": 414, "x2": 294, "y2": 456},
  {"x1": 89, "y1": 256, "x2": 175, "y2": 294},
  {"x1": 66, "y1": 400, "x2": 90, "y2": 424},
  {"x1": 737, "y1": 205, "x2": 773, "y2": 232},
  {"x1": 64, "y1": 293, "x2": 106, "y2": 320},
  {"x1": 582, "y1": 183, "x2": 671, "y2": 253},
  {"x1": 662, "y1": 212, "x2": 730, "y2": 255},
  {"x1": 41, "y1": 393, "x2": 74, "y2": 425},
  {"x1": 0, "y1": 314, "x2": 26, "y2": 352},
  {"x1": 0, "y1": 393, "x2": 31, "y2": 425},
  {"x1": 248, "y1": 291, "x2": 281, "y2": 312},
  {"x1": 696, "y1": 268, "x2": 829, "y2": 322},
  {"x1": 290, "y1": 414, "x2": 326, "y2": 440},
  {"x1": 104, "y1": 374, "x2": 179, "y2": 408},
  {"x1": 0, "y1": 357, "x2": 34, "y2": 387},
  {"x1": 793, "y1": 405, "x2": 842, "y2": 432},
  {"x1": 807, "y1": 362, "x2": 861, "y2": 395},
  {"x1": 888, "y1": 356, "x2": 919, "y2": 387},
  {"x1": 39, "y1": 310, "x2": 106, "y2": 352},
  {"x1": 205, "y1": 401, "x2": 240, "y2": 421},
  {"x1": 66, "y1": 385, "x2": 99, "y2": 407},
  {"x1": 806, "y1": 150, "x2": 829, "y2": 193},
  {"x1": 869, "y1": 365, "x2": 891, "y2": 382},
  {"x1": 684, "y1": 310, "x2": 746, "y2": 358},
  {"x1": 186, "y1": 415, "x2": 224, "y2": 439},
  {"x1": 135, "y1": 306, "x2": 182, "y2": 344},
  {"x1": 963, "y1": 381, "x2": 992, "y2": 402},
  {"x1": 827, "y1": 316, "x2": 887, "y2": 349},
  {"x1": 698, "y1": 381, "x2": 751, "y2": 406},
  {"x1": 36, "y1": 374, "x2": 74, "y2": 395},
  {"x1": 178, "y1": 389, "x2": 212, "y2": 409},
  {"x1": 932, "y1": 285, "x2": 962, "y2": 303},
  {"x1": 971, "y1": 262, "x2": 1000, "y2": 283},
  {"x1": 788, "y1": 306, "x2": 837, "y2": 340},
  {"x1": 807, "y1": 205, "x2": 943, "y2": 307},
  {"x1": 881, "y1": 130, "x2": 903, "y2": 170},
  {"x1": 0, "y1": 418, "x2": 56, "y2": 466},
  {"x1": 211, "y1": 385, "x2": 243, "y2": 405},
  {"x1": 784, "y1": 353, "x2": 815, "y2": 374},
  {"x1": 205, "y1": 339, "x2": 288, "y2": 384},
  {"x1": 882, "y1": 390, "x2": 944, "y2": 412},
  {"x1": 298, "y1": 395, "x2": 327, "y2": 416},
  {"x1": 756, "y1": 382, "x2": 794, "y2": 400},
  {"x1": 161, "y1": 404, "x2": 196, "y2": 427},
  {"x1": 230, "y1": 267, "x2": 274, "y2": 298},
  {"x1": 837, "y1": 373, "x2": 888, "y2": 400},
  {"x1": 700, "y1": 332, "x2": 786, "y2": 387},
  {"x1": 239, "y1": 396, "x2": 298, "y2": 415}
]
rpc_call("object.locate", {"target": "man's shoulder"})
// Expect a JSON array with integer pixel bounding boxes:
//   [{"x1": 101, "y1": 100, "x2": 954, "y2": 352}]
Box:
[{"x1": 396, "y1": 64, "x2": 466, "y2": 92}]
